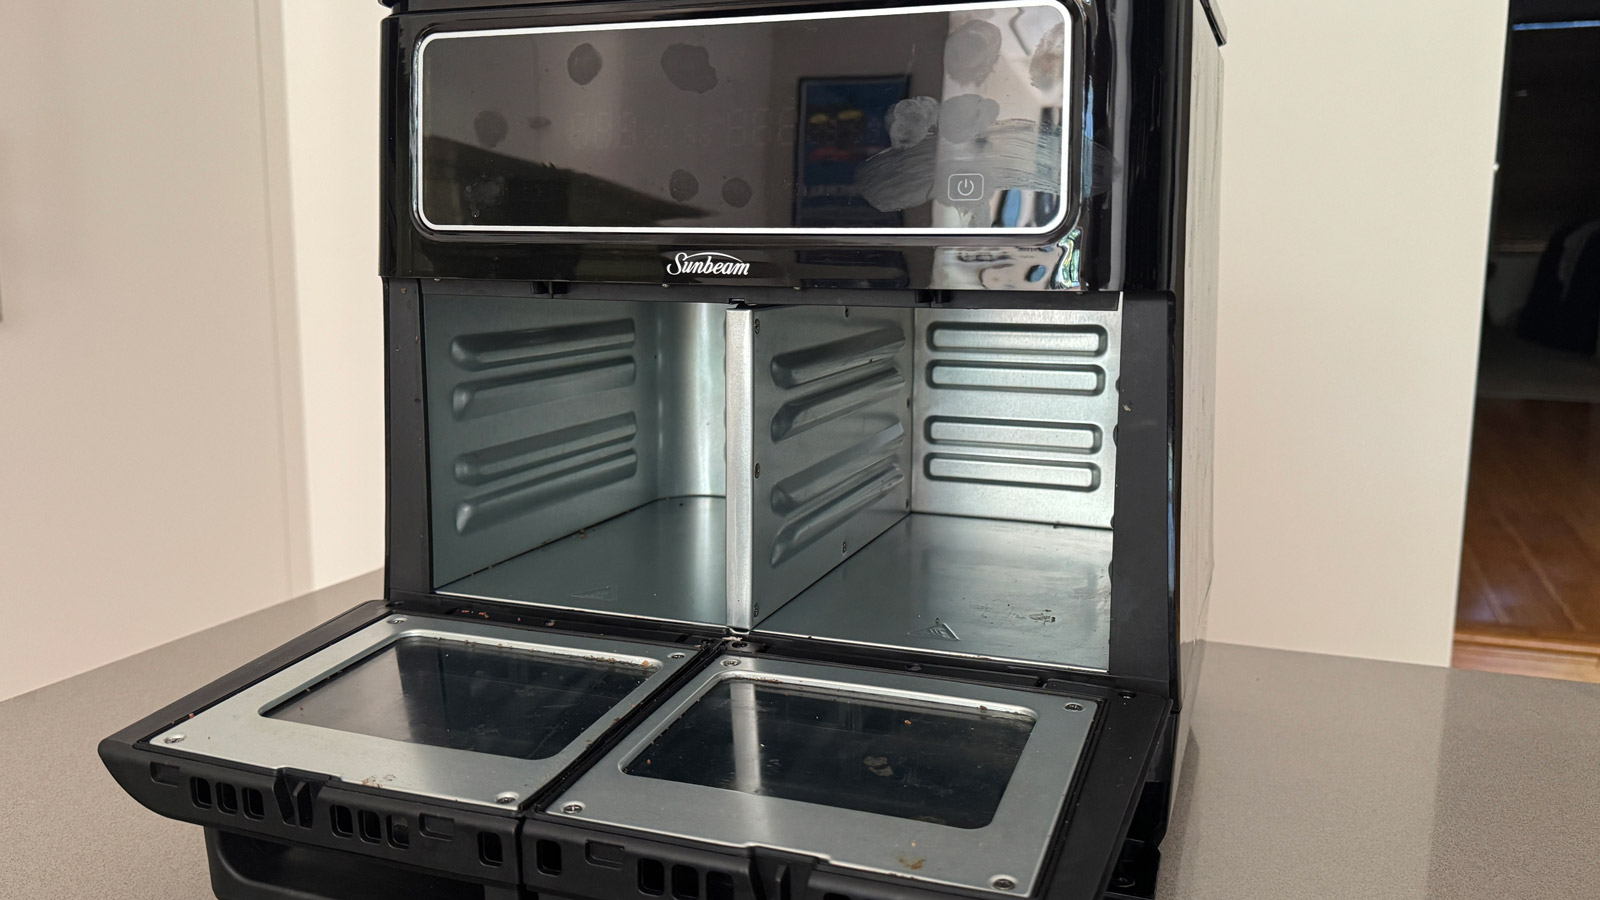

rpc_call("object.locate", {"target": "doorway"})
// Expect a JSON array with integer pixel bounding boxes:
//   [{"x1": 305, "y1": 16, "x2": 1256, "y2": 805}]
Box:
[{"x1": 1453, "y1": 2, "x2": 1600, "y2": 681}]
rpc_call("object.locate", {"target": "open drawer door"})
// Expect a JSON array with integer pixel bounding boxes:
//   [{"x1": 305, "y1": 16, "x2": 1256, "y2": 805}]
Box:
[
  {"x1": 524, "y1": 646, "x2": 1171, "y2": 900},
  {"x1": 99, "y1": 602, "x2": 715, "y2": 894}
]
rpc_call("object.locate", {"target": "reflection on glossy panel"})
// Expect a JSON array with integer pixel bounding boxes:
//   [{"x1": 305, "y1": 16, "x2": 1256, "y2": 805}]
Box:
[
  {"x1": 267, "y1": 638, "x2": 652, "y2": 760},
  {"x1": 624, "y1": 679, "x2": 1034, "y2": 828},
  {"x1": 416, "y1": 1, "x2": 1069, "y2": 233}
]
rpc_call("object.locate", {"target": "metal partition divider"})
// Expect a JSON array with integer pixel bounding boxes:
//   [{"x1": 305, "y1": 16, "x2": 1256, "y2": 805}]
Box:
[
  {"x1": 725, "y1": 304, "x2": 915, "y2": 630},
  {"x1": 724, "y1": 308, "x2": 757, "y2": 630}
]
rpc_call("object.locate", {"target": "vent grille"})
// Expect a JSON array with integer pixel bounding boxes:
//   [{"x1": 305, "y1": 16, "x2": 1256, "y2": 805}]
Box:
[
  {"x1": 526, "y1": 838, "x2": 743, "y2": 900},
  {"x1": 911, "y1": 308, "x2": 1120, "y2": 527}
]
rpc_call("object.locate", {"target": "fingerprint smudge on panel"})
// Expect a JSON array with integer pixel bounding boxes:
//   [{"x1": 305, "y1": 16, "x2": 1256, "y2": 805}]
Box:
[
  {"x1": 464, "y1": 176, "x2": 507, "y2": 217},
  {"x1": 944, "y1": 19, "x2": 1003, "y2": 85},
  {"x1": 669, "y1": 170, "x2": 700, "y2": 202},
  {"x1": 887, "y1": 96, "x2": 940, "y2": 149},
  {"x1": 567, "y1": 43, "x2": 603, "y2": 85},
  {"x1": 721, "y1": 177, "x2": 752, "y2": 208},
  {"x1": 1030, "y1": 23, "x2": 1066, "y2": 91},
  {"x1": 474, "y1": 111, "x2": 509, "y2": 148},
  {"x1": 660, "y1": 43, "x2": 718, "y2": 93},
  {"x1": 937, "y1": 95, "x2": 1000, "y2": 144}
]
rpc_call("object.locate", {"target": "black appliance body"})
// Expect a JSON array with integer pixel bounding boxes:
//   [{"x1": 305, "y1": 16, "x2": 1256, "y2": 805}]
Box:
[{"x1": 101, "y1": 2, "x2": 1225, "y2": 899}]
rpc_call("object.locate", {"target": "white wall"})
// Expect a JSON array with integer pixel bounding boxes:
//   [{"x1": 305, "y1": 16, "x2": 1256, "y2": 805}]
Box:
[
  {"x1": 0, "y1": 0, "x2": 311, "y2": 701},
  {"x1": 0, "y1": 0, "x2": 388, "y2": 702},
  {"x1": 1207, "y1": 0, "x2": 1506, "y2": 665},
  {"x1": 277, "y1": 0, "x2": 389, "y2": 590}
]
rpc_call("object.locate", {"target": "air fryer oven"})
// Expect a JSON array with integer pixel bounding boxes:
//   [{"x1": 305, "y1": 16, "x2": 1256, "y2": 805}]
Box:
[{"x1": 101, "y1": 2, "x2": 1226, "y2": 899}]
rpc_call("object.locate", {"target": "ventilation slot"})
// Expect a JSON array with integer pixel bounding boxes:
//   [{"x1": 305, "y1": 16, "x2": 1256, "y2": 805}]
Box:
[
  {"x1": 388, "y1": 816, "x2": 410, "y2": 849},
  {"x1": 639, "y1": 858, "x2": 666, "y2": 895},
  {"x1": 149, "y1": 762, "x2": 181, "y2": 786},
  {"x1": 330, "y1": 805, "x2": 354, "y2": 838},
  {"x1": 672, "y1": 865, "x2": 699, "y2": 900},
  {"x1": 216, "y1": 783, "x2": 239, "y2": 815},
  {"x1": 478, "y1": 833, "x2": 504, "y2": 868},
  {"x1": 359, "y1": 810, "x2": 383, "y2": 843},
  {"x1": 242, "y1": 788, "x2": 265, "y2": 820},
  {"x1": 189, "y1": 778, "x2": 212, "y2": 810},
  {"x1": 536, "y1": 839, "x2": 564, "y2": 875},
  {"x1": 706, "y1": 872, "x2": 735, "y2": 900}
]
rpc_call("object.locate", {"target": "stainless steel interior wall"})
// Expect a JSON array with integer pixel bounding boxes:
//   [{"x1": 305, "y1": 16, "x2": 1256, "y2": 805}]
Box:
[
  {"x1": 425, "y1": 295, "x2": 1119, "y2": 646},
  {"x1": 425, "y1": 295, "x2": 726, "y2": 584}
]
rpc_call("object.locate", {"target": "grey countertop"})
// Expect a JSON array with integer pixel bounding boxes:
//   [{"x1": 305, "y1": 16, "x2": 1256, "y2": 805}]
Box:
[{"x1": 3, "y1": 571, "x2": 1597, "y2": 899}]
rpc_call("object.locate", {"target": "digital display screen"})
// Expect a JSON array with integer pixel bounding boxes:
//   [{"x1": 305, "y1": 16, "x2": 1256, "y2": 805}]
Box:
[
  {"x1": 416, "y1": 1, "x2": 1069, "y2": 233},
  {"x1": 623, "y1": 680, "x2": 1034, "y2": 828},
  {"x1": 266, "y1": 638, "x2": 652, "y2": 760}
]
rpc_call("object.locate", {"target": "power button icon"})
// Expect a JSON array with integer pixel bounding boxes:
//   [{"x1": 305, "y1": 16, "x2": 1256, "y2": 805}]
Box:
[{"x1": 948, "y1": 173, "x2": 984, "y2": 201}]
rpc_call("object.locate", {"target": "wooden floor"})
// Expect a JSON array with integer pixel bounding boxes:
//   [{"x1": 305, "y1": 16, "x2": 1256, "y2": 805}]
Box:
[{"x1": 1454, "y1": 398, "x2": 1600, "y2": 682}]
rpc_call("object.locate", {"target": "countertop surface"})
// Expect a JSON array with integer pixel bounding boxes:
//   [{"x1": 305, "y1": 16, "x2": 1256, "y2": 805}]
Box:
[{"x1": 3, "y1": 571, "x2": 1598, "y2": 899}]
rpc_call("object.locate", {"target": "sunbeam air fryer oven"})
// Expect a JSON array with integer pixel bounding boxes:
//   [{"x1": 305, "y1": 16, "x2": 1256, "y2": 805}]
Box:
[{"x1": 101, "y1": 1, "x2": 1225, "y2": 899}]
